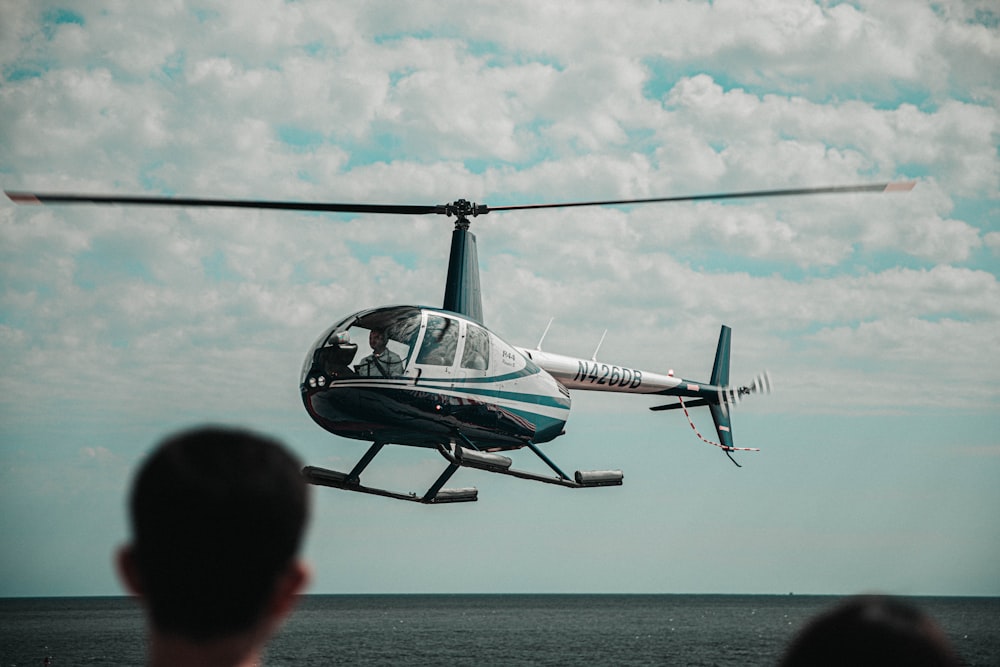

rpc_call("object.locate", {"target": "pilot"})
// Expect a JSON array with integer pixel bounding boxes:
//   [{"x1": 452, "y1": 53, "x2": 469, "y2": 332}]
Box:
[{"x1": 356, "y1": 328, "x2": 404, "y2": 377}]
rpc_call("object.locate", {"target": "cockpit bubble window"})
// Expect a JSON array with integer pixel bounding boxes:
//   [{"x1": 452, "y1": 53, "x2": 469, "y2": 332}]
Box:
[
  {"x1": 416, "y1": 313, "x2": 458, "y2": 366},
  {"x1": 348, "y1": 309, "x2": 420, "y2": 378},
  {"x1": 461, "y1": 323, "x2": 490, "y2": 370},
  {"x1": 306, "y1": 307, "x2": 421, "y2": 380}
]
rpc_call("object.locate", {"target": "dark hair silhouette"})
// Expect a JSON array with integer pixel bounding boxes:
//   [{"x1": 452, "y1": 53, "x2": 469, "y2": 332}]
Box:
[
  {"x1": 127, "y1": 426, "x2": 309, "y2": 641},
  {"x1": 779, "y1": 595, "x2": 961, "y2": 667}
]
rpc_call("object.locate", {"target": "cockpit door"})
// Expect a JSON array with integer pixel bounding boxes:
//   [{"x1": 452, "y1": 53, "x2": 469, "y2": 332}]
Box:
[{"x1": 411, "y1": 312, "x2": 460, "y2": 384}]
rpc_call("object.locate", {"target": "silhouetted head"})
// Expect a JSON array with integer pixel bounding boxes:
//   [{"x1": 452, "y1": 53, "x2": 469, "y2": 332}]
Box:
[
  {"x1": 369, "y1": 328, "x2": 387, "y2": 353},
  {"x1": 779, "y1": 595, "x2": 960, "y2": 667},
  {"x1": 122, "y1": 426, "x2": 310, "y2": 642}
]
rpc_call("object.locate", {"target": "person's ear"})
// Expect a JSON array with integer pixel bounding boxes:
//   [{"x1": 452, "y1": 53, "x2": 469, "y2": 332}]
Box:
[
  {"x1": 269, "y1": 560, "x2": 310, "y2": 621},
  {"x1": 116, "y1": 545, "x2": 145, "y2": 598}
]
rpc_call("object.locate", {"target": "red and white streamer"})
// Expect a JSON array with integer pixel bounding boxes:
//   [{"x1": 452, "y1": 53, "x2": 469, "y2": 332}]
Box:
[{"x1": 677, "y1": 397, "x2": 760, "y2": 452}]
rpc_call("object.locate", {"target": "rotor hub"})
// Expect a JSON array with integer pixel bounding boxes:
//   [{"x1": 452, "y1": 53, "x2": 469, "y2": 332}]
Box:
[{"x1": 443, "y1": 199, "x2": 488, "y2": 230}]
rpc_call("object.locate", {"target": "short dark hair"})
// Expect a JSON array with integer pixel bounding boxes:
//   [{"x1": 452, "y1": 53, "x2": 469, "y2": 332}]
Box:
[
  {"x1": 779, "y1": 595, "x2": 960, "y2": 667},
  {"x1": 128, "y1": 426, "x2": 310, "y2": 641}
]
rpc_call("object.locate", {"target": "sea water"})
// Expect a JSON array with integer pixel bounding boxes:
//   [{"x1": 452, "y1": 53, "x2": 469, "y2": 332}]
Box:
[{"x1": 2, "y1": 594, "x2": 998, "y2": 666}]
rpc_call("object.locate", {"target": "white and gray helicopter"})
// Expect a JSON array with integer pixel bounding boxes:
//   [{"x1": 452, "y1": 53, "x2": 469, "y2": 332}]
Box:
[{"x1": 7, "y1": 181, "x2": 913, "y2": 503}]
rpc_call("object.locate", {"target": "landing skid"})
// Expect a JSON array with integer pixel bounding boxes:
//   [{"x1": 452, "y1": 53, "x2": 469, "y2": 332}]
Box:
[
  {"x1": 303, "y1": 465, "x2": 478, "y2": 504},
  {"x1": 444, "y1": 432, "x2": 623, "y2": 490},
  {"x1": 302, "y1": 435, "x2": 623, "y2": 504}
]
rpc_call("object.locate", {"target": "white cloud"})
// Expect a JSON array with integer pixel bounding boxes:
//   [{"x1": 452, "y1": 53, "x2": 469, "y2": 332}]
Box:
[
  {"x1": 2, "y1": 4, "x2": 995, "y2": 409},
  {"x1": 985, "y1": 230, "x2": 1000, "y2": 254}
]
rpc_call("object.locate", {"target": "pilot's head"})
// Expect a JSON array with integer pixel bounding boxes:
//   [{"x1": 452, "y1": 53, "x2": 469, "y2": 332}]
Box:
[{"x1": 369, "y1": 329, "x2": 387, "y2": 353}]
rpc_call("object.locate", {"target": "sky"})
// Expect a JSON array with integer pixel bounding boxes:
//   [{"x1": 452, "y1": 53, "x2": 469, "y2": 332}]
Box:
[{"x1": 1, "y1": 1, "x2": 998, "y2": 598}]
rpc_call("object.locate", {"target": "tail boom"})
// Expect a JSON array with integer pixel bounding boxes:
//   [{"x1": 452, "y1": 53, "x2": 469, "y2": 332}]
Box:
[{"x1": 518, "y1": 324, "x2": 767, "y2": 464}]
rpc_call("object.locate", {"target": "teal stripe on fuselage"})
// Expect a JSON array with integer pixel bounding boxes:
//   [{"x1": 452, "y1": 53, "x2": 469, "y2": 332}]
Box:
[
  {"x1": 457, "y1": 384, "x2": 570, "y2": 410},
  {"x1": 413, "y1": 366, "x2": 540, "y2": 385},
  {"x1": 455, "y1": 367, "x2": 538, "y2": 384},
  {"x1": 331, "y1": 378, "x2": 570, "y2": 411},
  {"x1": 329, "y1": 361, "x2": 569, "y2": 411}
]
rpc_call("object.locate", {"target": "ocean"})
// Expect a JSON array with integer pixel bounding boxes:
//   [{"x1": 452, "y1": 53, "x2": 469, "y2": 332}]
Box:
[{"x1": 1, "y1": 594, "x2": 998, "y2": 666}]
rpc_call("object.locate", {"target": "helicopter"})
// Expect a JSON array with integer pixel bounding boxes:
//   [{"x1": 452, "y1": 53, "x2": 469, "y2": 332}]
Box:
[{"x1": 6, "y1": 181, "x2": 913, "y2": 503}]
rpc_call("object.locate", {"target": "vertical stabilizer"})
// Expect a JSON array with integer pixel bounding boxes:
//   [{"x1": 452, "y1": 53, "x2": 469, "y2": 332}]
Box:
[
  {"x1": 442, "y1": 225, "x2": 484, "y2": 324},
  {"x1": 710, "y1": 325, "x2": 731, "y2": 387},
  {"x1": 709, "y1": 325, "x2": 739, "y2": 465},
  {"x1": 648, "y1": 324, "x2": 762, "y2": 466}
]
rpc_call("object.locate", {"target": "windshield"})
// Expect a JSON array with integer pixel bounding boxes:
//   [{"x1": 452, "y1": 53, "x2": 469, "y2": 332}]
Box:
[{"x1": 303, "y1": 306, "x2": 422, "y2": 382}]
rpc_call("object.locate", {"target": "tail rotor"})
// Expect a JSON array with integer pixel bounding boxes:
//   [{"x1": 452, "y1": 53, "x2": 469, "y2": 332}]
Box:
[
  {"x1": 719, "y1": 370, "x2": 772, "y2": 417},
  {"x1": 649, "y1": 326, "x2": 771, "y2": 466}
]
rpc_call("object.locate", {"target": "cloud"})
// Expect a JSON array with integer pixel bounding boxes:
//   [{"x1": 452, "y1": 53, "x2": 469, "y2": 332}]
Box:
[{"x1": 2, "y1": 4, "x2": 996, "y2": 422}]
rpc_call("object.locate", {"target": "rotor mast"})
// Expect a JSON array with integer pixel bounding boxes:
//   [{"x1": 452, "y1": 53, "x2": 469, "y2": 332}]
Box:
[{"x1": 441, "y1": 199, "x2": 487, "y2": 323}]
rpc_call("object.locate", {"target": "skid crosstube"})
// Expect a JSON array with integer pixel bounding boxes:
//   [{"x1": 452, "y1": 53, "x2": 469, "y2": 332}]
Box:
[{"x1": 302, "y1": 434, "x2": 623, "y2": 504}]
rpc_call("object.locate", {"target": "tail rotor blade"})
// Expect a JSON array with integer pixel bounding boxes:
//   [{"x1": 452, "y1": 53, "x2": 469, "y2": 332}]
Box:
[{"x1": 739, "y1": 371, "x2": 773, "y2": 399}]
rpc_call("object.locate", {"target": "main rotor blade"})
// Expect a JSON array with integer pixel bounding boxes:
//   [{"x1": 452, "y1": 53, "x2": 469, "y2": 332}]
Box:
[
  {"x1": 485, "y1": 181, "x2": 915, "y2": 213},
  {"x1": 6, "y1": 180, "x2": 914, "y2": 217},
  {"x1": 4, "y1": 191, "x2": 440, "y2": 216}
]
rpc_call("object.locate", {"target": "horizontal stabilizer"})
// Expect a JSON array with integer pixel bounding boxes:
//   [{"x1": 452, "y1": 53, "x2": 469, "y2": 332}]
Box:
[{"x1": 650, "y1": 398, "x2": 711, "y2": 412}]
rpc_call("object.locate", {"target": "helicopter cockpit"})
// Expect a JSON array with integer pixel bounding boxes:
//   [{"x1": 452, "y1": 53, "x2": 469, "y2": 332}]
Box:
[
  {"x1": 302, "y1": 304, "x2": 506, "y2": 394},
  {"x1": 303, "y1": 306, "x2": 423, "y2": 384}
]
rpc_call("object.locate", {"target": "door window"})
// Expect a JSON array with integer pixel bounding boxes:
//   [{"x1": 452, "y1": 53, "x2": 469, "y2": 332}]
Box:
[
  {"x1": 416, "y1": 314, "x2": 459, "y2": 366},
  {"x1": 461, "y1": 323, "x2": 490, "y2": 370}
]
